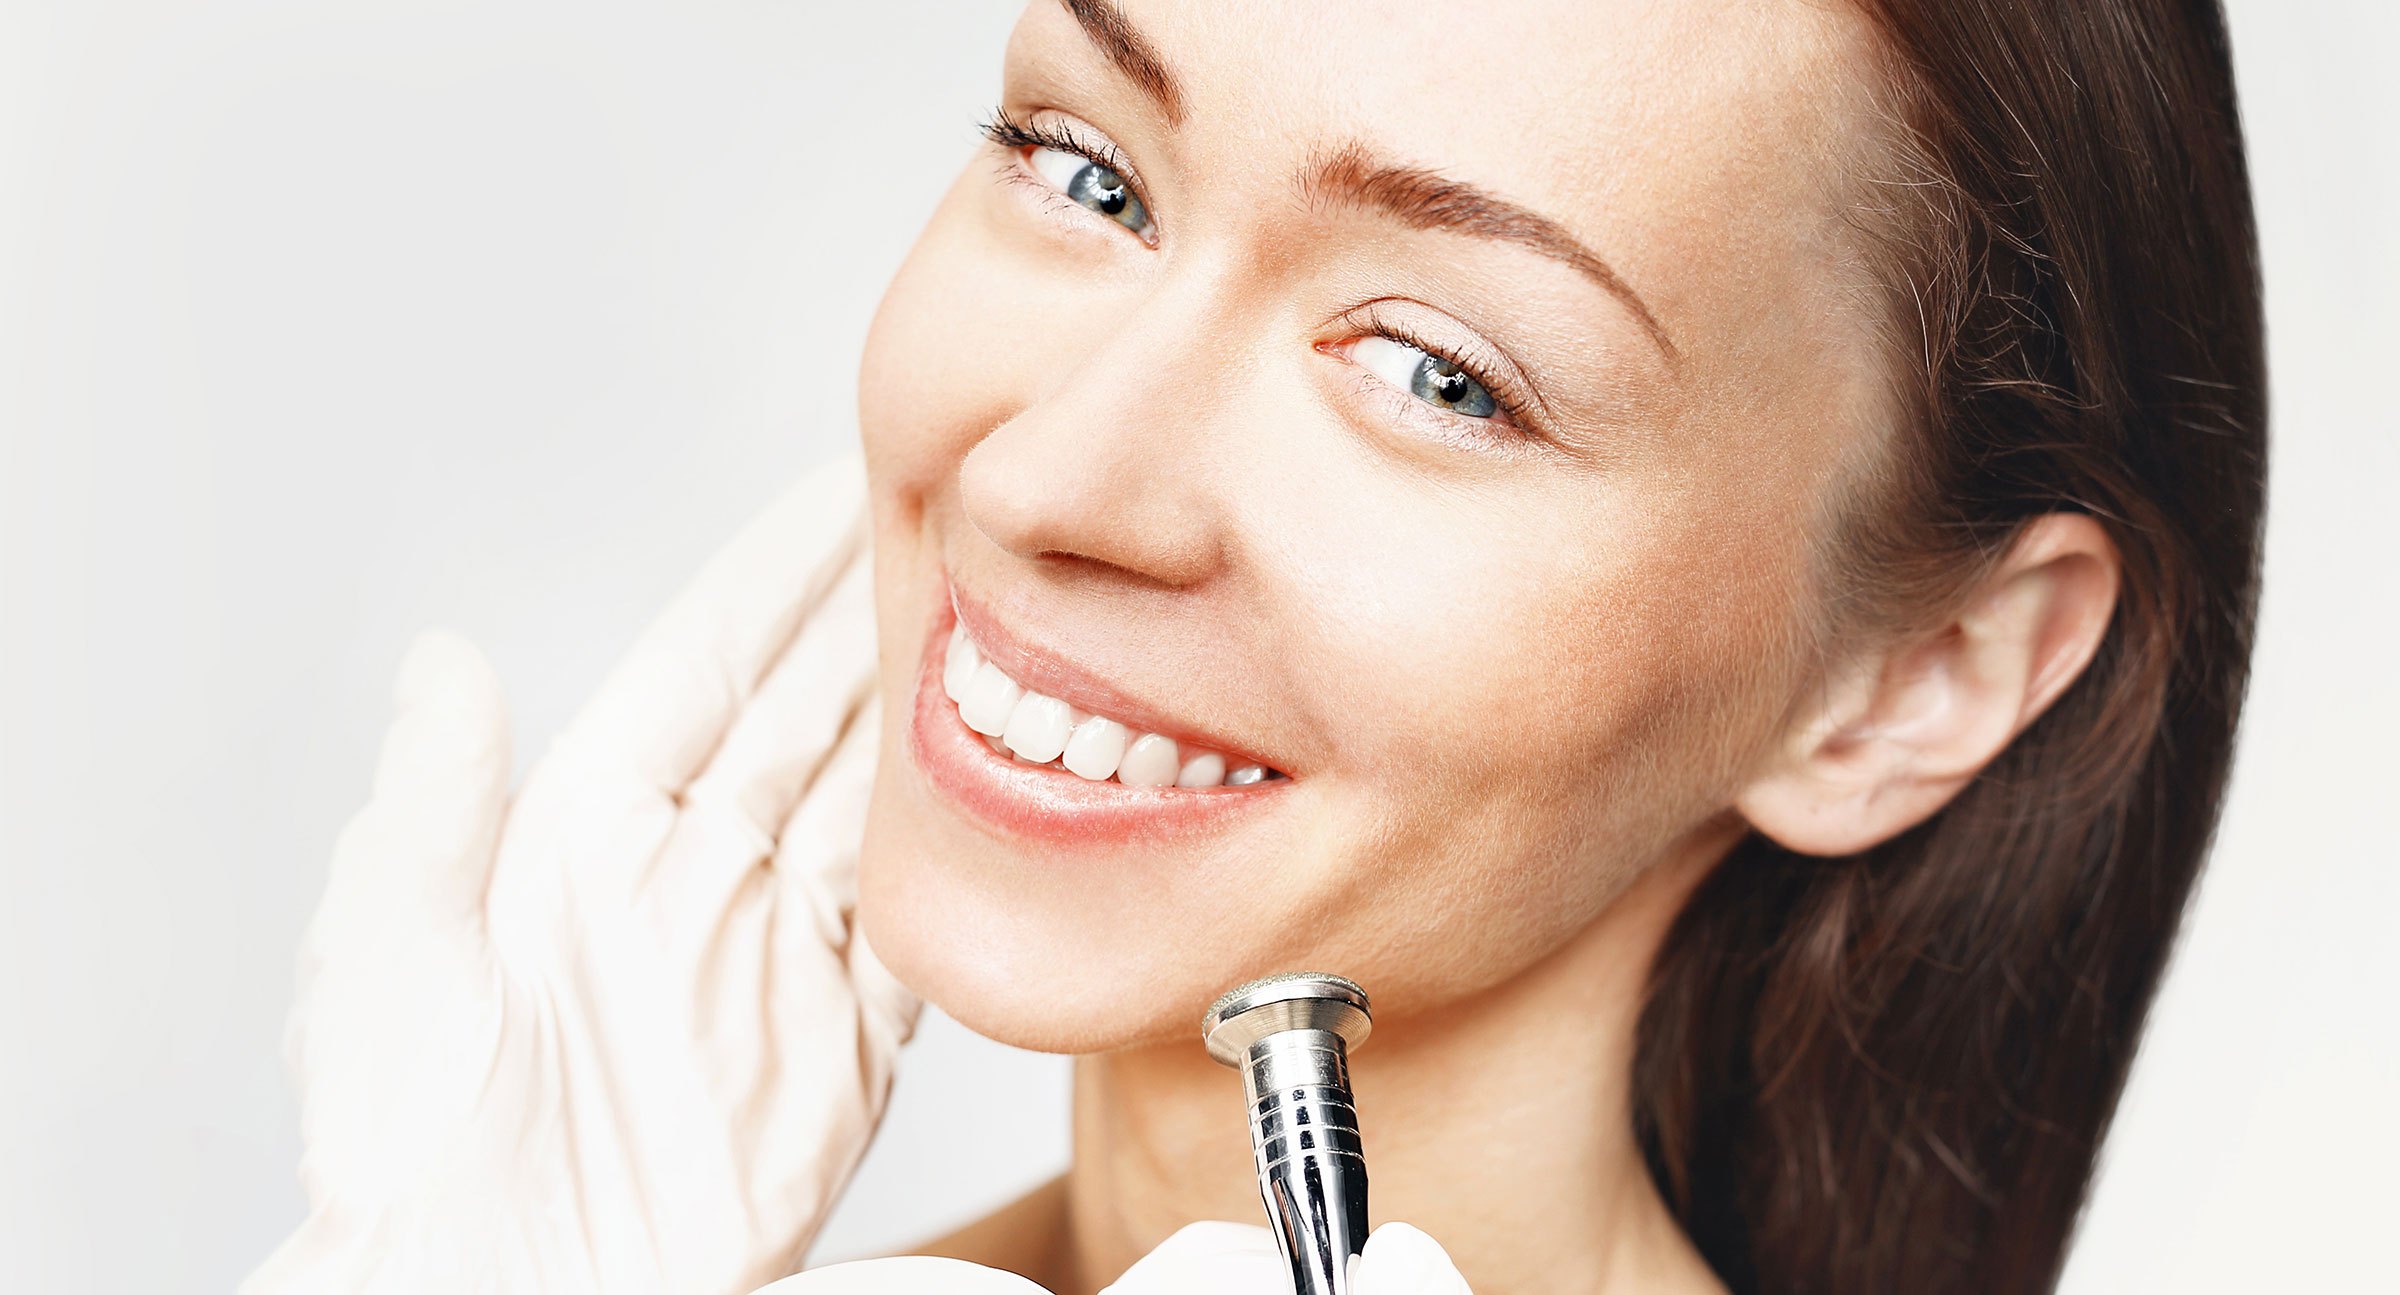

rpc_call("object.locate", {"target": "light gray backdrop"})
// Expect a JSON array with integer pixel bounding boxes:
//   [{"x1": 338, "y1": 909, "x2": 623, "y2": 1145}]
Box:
[{"x1": 2, "y1": 2, "x2": 2391, "y2": 1290}]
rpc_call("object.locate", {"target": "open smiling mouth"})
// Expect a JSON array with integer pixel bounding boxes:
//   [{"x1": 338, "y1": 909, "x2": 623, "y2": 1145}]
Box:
[
  {"x1": 939, "y1": 620, "x2": 1287, "y2": 788},
  {"x1": 902, "y1": 575, "x2": 1297, "y2": 844}
]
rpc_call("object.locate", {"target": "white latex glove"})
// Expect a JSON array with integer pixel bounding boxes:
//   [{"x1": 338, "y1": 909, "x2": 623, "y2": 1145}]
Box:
[
  {"x1": 754, "y1": 1258, "x2": 1048, "y2": 1295},
  {"x1": 245, "y1": 451, "x2": 918, "y2": 1295},
  {"x1": 1099, "y1": 1221, "x2": 1474, "y2": 1295},
  {"x1": 751, "y1": 1220, "x2": 1472, "y2": 1295}
]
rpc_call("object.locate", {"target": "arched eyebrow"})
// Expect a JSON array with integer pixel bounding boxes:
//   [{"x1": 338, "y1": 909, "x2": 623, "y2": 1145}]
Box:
[
  {"x1": 1054, "y1": 0, "x2": 1675, "y2": 364},
  {"x1": 1297, "y1": 141, "x2": 1678, "y2": 363},
  {"x1": 1057, "y1": 0, "x2": 1187, "y2": 126}
]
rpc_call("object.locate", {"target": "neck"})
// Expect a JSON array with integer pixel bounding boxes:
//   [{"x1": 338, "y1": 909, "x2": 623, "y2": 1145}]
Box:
[{"x1": 1056, "y1": 833, "x2": 1735, "y2": 1295}]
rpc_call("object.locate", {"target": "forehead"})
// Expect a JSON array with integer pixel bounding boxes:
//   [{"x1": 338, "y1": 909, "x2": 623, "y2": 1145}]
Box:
[{"x1": 1011, "y1": 0, "x2": 1889, "y2": 345}]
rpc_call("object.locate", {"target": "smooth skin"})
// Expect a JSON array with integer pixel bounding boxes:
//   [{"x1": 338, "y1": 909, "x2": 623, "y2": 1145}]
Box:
[{"x1": 850, "y1": 2, "x2": 2120, "y2": 1292}]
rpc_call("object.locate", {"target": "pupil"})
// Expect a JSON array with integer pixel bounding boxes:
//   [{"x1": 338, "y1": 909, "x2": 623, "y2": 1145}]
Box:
[
  {"x1": 1429, "y1": 361, "x2": 1467, "y2": 402},
  {"x1": 1410, "y1": 355, "x2": 1496, "y2": 417},
  {"x1": 1078, "y1": 164, "x2": 1128, "y2": 215}
]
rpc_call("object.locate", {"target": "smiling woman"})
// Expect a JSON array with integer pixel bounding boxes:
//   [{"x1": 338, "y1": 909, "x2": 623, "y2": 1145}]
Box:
[
  {"x1": 850, "y1": 0, "x2": 2262, "y2": 1291},
  {"x1": 243, "y1": 0, "x2": 2265, "y2": 1293}
]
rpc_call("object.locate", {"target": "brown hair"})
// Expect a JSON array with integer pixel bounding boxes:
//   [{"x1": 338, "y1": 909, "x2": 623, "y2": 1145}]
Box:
[{"x1": 1632, "y1": 3, "x2": 2267, "y2": 1292}]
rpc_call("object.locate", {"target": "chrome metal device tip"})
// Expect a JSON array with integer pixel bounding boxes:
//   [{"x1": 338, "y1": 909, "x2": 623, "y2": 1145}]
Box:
[{"x1": 1202, "y1": 973, "x2": 1373, "y2": 1295}]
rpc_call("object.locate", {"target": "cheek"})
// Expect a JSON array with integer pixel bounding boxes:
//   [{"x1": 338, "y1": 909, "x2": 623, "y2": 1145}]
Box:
[
  {"x1": 1321, "y1": 468, "x2": 1809, "y2": 814},
  {"x1": 856, "y1": 207, "x2": 987, "y2": 510},
  {"x1": 1289, "y1": 476, "x2": 1813, "y2": 1013},
  {"x1": 856, "y1": 176, "x2": 1142, "y2": 510}
]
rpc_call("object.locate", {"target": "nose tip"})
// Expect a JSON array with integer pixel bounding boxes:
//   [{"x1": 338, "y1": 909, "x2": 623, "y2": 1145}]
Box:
[
  {"x1": 956, "y1": 402, "x2": 1225, "y2": 589},
  {"x1": 951, "y1": 258, "x2": 1263, "y2": 589}
]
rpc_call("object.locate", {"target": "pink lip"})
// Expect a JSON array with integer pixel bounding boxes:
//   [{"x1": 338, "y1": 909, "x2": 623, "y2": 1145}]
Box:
[
  {"x1": 946, "y1": 582, "x2": 1286, "y2": 774},
  {"x1": 905, "y1": 587, "x2": 1295, "y2": 848}
]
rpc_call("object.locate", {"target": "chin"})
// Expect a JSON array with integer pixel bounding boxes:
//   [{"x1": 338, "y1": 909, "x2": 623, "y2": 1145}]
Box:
[
  {"x1": 854, "y1": 824, "x2": 1214, "y2": 1055},
  {"x1": 844, "y1": 544, "x2": 1359, "y2": 1056}
]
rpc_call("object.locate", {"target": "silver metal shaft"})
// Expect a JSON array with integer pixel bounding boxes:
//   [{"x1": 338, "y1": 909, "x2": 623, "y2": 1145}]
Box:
[{"x1": 1202, "y1": 973, "x2": 1372, "y2": 1295}]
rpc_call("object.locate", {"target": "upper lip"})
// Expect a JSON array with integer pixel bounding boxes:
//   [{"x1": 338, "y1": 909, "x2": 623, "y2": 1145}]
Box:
[{"x1": 945, "y1": 578, "x2": 1288, "y2": 775}]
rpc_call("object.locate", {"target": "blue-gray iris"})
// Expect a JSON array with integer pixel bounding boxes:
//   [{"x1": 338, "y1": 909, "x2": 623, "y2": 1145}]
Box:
[
  {"x1": 1065, "y1": 160, "x2": 1150, "y2": 235},
  {"x1": 1413, "y1": 356, "x2": 1498, "y2": 418}
]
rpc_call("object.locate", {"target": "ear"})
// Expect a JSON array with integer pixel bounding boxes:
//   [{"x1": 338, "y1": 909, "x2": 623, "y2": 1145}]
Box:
[{"x1": 1736, "y1": 513, "x2": 2121, "y2": 857}]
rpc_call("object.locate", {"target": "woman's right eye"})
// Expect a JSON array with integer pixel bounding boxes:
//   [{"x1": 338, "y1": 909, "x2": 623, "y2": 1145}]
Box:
[{"x1": 1025, "y1": 145, "x2": 1155, "y2": 240}]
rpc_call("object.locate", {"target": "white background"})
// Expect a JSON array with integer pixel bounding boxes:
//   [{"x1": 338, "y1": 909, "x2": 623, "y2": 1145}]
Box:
[{"x1": 1, "y1": 2, "x2": 2391, "y2": 1290}]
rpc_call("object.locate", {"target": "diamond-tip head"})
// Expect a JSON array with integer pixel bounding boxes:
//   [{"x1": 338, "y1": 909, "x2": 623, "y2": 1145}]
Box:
[{"x1": 1200, "y1": 972, "x2": 1372, "y2": 1066}]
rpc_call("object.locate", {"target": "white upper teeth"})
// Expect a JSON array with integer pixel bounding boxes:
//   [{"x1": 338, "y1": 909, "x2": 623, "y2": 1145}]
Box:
[
  {"x1": 1000, "y1": 692, "x2": 1074, "y2": 763},
  {"x1": 1115, "y1": 732, "x2": 1182, "y2": 787},
  {"x1": 1062, "y1": 714, "x2": 1130, "y2": 779},
  {"x1": 942, "y1": 622, "x2": 1280, "y2": 788},
  {"x1": 958, "y1": 661, "x2": 1023, "y2": 737},
  {"x1": 1176, "y1": 751, "x2": 1226, "y2": 787}
]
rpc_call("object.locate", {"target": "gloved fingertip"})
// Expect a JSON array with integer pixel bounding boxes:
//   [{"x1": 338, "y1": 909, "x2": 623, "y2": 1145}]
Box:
[
  {"x1": 1358, "y1": 1222, "x2": 1474, "y2": 1295},
  {"x1": 396, "y1": 627, "x2": 499, "y2": 712},
  {"x1": 374, "y1": 626, "x2": 512, "y2": 814},
  {"x1": 767, "y1": 1256, "x2": 1049, "y2": 1295},
  {"x1": 1158, "y1": 1219, "x2": 1280, "y2": 1254},
  {"x1": 1099, "y1": 1221, "x2": 1282, "y2": 1294}
]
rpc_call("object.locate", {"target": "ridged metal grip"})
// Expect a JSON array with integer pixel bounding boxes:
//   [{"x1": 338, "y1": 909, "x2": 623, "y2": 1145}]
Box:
[{"x1": 1203, "y1": 974, "x2": 1372, "y2": 1295}]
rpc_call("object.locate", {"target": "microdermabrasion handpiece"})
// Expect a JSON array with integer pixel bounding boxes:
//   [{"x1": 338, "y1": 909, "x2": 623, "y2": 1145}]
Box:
[{"x1": 1202, "y1": 973, "x2": 1373, "y2": 1295}]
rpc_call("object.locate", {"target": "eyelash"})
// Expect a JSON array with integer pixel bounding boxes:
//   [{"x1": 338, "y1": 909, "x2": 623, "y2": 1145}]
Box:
[
  {"x1": 976, "y1": 106, "x2": 1128, "y2": 175},
  {"x1": 1331, "y1": 304, "x2": 1537, "y2": 436},
  {"x1": 975, "y1": 107, "x2": 1152, "y2": 235},
  {"x1": 972, "y1": 104, "x2": 1538, "y2": 441}
]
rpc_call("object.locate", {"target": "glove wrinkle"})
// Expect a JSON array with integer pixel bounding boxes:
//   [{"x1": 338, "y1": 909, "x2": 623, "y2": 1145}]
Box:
[{"x1": 250, "y1": 452, "x2": 925, "y2": 1295}]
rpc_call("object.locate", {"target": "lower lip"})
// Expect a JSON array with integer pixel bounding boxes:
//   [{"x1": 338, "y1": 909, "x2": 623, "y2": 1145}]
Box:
[{"x1": 904, "y1": 599, "x2": 1294, "y2": 848}]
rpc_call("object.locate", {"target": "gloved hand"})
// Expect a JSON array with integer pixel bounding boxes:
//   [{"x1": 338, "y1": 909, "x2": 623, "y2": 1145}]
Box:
[
  {"x1": 753, "y1": 1219, "x2": 1473, "y2": 1295},
  {"x1": 1097, "y1": 1221, "x2": 1474, "y2": 1295},
  {"x1": 245, "y1": 452, "x2": 917, "y2": 1295}
]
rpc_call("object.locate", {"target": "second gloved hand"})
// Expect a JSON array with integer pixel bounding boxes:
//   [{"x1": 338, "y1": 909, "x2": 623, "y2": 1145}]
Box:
[
  {"x1": 1097, "y1": 1221, "x2": 1475, "y2": 1295},
  {"x1": 245, "y1": 453, "x2": 915, "y2": 1295},
  {"x1": 750, "y1": 1218, "x2": 1472, "y2": 1295}
]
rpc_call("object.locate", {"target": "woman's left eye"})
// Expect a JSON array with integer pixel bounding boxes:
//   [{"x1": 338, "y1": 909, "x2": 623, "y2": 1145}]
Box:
[
  {"x1": 1027, "y1": 145, "x2": 1154, "y2": 239},
  {"x1": 1350, "y1": 335, "x2": 1501, "y2": 419}
]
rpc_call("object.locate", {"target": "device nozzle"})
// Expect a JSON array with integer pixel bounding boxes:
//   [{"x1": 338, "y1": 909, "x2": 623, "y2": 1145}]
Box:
[{"x1": 1201, "y1": 973, "x2": 1373, "y2": 1295}]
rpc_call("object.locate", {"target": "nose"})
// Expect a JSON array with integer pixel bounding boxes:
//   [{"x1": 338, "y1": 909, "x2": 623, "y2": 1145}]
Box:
[{"x1": 956, "y1": 277, "x2": 1245, "y2": 590}]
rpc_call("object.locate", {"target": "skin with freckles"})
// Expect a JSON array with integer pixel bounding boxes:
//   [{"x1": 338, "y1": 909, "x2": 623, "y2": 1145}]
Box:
[{"x1": 848, "y1": 2, "x2": 2122, "y2": 1292}]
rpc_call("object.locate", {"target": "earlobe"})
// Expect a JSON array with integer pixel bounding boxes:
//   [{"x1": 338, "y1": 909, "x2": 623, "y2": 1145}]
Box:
[{"x1": 1736, "y1": 513, "x2": 2121, "y2": 858}]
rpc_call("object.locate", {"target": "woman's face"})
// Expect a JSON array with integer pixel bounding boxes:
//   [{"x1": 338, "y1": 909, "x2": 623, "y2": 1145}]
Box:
[{"x1": 855, "y1": 0, "x2": 1895, "y2": 1052}]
